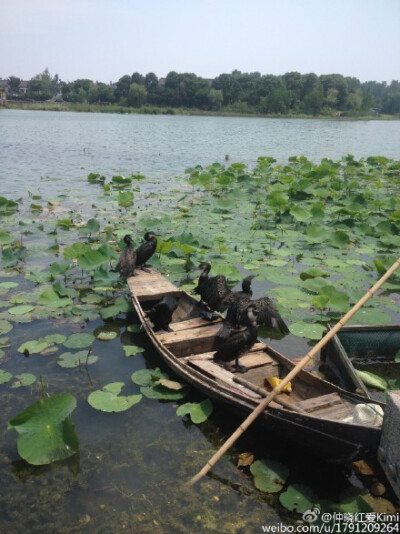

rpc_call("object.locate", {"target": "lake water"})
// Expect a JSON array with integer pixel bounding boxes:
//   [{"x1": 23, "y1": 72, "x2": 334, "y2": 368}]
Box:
[
  {"x1": 1, "y1": 110, "x2": 399, "y2": 200},
  {"x1": 0, "y1": 110, "x2": 399, "y2": 533}
]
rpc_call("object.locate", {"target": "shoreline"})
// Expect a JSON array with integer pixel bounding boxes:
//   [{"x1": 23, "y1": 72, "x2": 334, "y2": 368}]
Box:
[{"x1": 1, "y1": 101, "x2": 398, "y2": 121}]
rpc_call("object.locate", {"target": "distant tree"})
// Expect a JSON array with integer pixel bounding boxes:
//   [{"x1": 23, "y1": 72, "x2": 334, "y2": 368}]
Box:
[
  {"x1": 115, "y1": 75, "x2": 132, "y2": 101},
  {"x1": 26, "y1": 68, "x2": 60, "y2": 100},
  {"x1": 144, "y1": 72, "x2": 161, "y2": 104},
  {"x1": 7, "y1": 76, "x2": 21, "y2": 96},
  {"x1": 208, "y1": 88, "x2": 223, "y2": 110},
  {"x1": 131, "y1": 72, "x2": 145, "y2": 85},
  {"x1": 303, "y1": 84, "x2": 324, "y2": 115},
  {"x1": 127, "y1": 83, "x2": 147, "y2": 107},
  {"x1": 88, "y1": 82, "x2": 114, "y2": 104},
  {"x1": 61, "y1": 79, "x2": 93, "y2": 103}
]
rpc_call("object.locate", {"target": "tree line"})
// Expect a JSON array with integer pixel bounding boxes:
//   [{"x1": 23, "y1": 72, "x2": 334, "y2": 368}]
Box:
[{"x1": 4, "y1": 68, "x2": 400, "y2": 116}]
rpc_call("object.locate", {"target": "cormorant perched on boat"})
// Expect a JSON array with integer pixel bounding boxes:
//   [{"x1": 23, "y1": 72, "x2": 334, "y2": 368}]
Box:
[
  {"x1": 216, "y1": 275, "x2": 255, "y2": 340},
  {"x1": 251, "y1": 294, "x2": 289, "y2": 334},
  {"x1": 135, "y1": 231, "x2": 157, "y2": 272},
  {"x1": 117, "y1": 234, "x2": 137, "y2": 278},
  {"x1": 145, "y1": 295, "x2": 178, "y2": 332},
  {"x1": 194, "y1": 262, "x2": 253, "y2": 313},
  {"x1": 213, "y1": 304, "x2": 259, "y2": 373}
]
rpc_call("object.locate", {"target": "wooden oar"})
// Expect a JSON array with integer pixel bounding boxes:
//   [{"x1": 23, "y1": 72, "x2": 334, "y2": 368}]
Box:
[{"x1": 187, "y1": 257, "x2": 400, "y2": 487}]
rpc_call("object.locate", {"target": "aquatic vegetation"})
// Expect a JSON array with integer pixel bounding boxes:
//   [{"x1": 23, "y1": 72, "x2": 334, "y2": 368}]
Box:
[
  {"x1": 8, "y1": 393, "x2": 79, "y2": 465},
  {"x1": 250, "y1": 458, "x2": 289, "y2": 493},
  {"x1": 279, "y1": 483, "x2": 318, "y2": 513},
  {"x1": 176, "y1": 399, "x2": 213, "y2": 423},
  {"x1": 88, "y1": 382, "x2": 142, "y2": 412}
]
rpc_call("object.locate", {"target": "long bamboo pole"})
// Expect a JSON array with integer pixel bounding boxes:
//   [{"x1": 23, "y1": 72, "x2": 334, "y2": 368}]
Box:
[{"x1": 188, "y1": 257, "x2": 400, "y2": 487}]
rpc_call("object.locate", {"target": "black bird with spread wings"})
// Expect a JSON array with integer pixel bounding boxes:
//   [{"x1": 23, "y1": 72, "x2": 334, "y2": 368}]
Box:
[{"x1": 145, "y1": 295, "x2": 178, "y2": 332}]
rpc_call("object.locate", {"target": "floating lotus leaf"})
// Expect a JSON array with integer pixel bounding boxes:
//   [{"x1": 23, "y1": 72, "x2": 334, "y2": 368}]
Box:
[
  {"x1": 279, "y1": 484, "x2": 318, "y2": 513},
  {"x1": 0, "y1": 281, "x2": 19, "y2": 290},
  {"x1": 11, "y1": 373, "x2": 37, "y2": 388},
  {"x1": 0, "y1": 370, "x2": 12, "y2": 384},
  {"x1": 88, "y1": 382, "x2": 142, "y2": 412},
  {"x1": 131, "y1": 368, "x2": 169, "y2": 387},
  {"x1": 250, "y1": 458, "x2": 289, "y2": 493},
  {"x1": 97, "y1": 331, "x2": 118, "y2": 341},
  {"x1": 99, "y1": 297, "x2": 130, "y2": 319},
  {"x1": 18, "y1": 338, "x2": 54, "y2": 355},
  {"x1": 0, "y1": 231, "x2": 12, "y2": 245},
  {"x1": 356, "y1": 370, "x2": 388, "y2": 391},
  {"x1": 157, "y1": 378, "x2": 187, "y2": 391},
  {"x1": 289, "y1": 321, "x2": 326, "y2": 340},
  {"x1": 8, "y1": 305, "x2": 35, "y2": 316},
  {"x1": 44, "y1": 333, "x2": 67, "y2": 344},
  {"x1": 79, "y1": 218, "x2": 100, "y2": 235},
  {"x1": 330, "y1": 230, "x2": 350, "y2": 248},
  {"x1": 63, "y1": 242, "x2": 91, "y2": 260},
  {"x1": 302, "y1": 277, "x2": 331, "y2": 294},
  {"x1": 140, "y1": 384, "x2": 189, "y2": 400},
  {"x1": 8, "y1": 393, "x2": 79, "y2": 465},
  {"x1": 49, "y1": 262, "x2": 70, "y2": 277},
  {"x1": 176, "y1": 399, "x2": 213, "y2": 423},
  {"x1": 58, "y1": 351, "x2": 98, "y2": 368},
  {"x1": 0, "y1": 320, "x2": 12, "y2": 335},
  {"x1": 348, "y1": 307, "x2": 392, "y2": 325},
  {"x1": 63, "y1": 333, "x2": 94, "y2": 349},
  {"x1": 118, "y1": 191, "x2": 134, "y2": 207},
  {"x1": 300, "y1": 268, "x2": 330, "y2": 281},
  {"x1": 38, "y1": 290, "x2": 72, "y2": 308},
  {"x1": 123, "y1": 344, "x2": 144, "y2": 357},
  {"x1": 0, "y1": 196, "x2": 19, "y2": 214},
  {"x1": 127, "y1": 324, "x2": 142, "y2": 333}
]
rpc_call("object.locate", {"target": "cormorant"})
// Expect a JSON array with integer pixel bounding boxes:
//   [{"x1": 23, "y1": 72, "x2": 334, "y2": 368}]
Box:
[
  {"x1": 251, "y1": 295, "x2": 289, "y2": 334},
  {"x1": 135, "y1": 231, "x2": 157, "y2": 272},
  {"x1": 145, "y1": 295, "x2": 178, "y2": 332},
  {"x1": 213, "y1": 304, "x2": 259, "y2": 373},
  {"x1": 216, "y1": 275, "x2": 255, "y2": 340},
  {"x1": 117, "y1": 234, "x2": 137, "y2": 278},
  {"x1": 194, "y1": 262, "x2": 252, "y2": 313}
]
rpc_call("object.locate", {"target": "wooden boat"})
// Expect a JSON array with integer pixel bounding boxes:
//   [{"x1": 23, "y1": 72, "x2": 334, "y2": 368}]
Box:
[
  {"x1": 320, "y1": 324, "x2": 400, "y2": 401},
  {"x1": 127, "y1": 268, "x2": 386, "y2": 463}
]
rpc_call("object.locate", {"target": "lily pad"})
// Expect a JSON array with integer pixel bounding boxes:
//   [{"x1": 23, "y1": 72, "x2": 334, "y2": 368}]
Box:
[
  {"x1": 8, "y1": 393, "x2": 79, "y2": 465},
  {"x1": 0, "y1": 370, "x2": 12, "y2": 384},
  {"x1": 289, "y1": 321, "x2": 326, "y2": 340},
  {"x1": 63, "y1": 333, "x2": 94, "y2": 349},
  {"x1": 8, "y1": 305, "x2": 35, "y2": 316},
  {"x1": 123, "y1": 344, "x2": 144, "y2": 357},
  {"x1": 250, "y1": 458, "x2": 289, "y2": 493},
  {"x1": 140, "y1": 384, "x2": 189, "y2": 400},
  {"x1": 11, "y1": 373, "x2": 37, "y2": 388},
  {"x1": 279, "y1": 483, "x2": 318, "y2": 514},
  {"x1": 38, "y1": 290, "x2": 72, "y2": 309},
  {"x1": 176, "y1": 399, "x2": 213, "y2": 423},
  {"x1": 97, "y1": 331, "x2": 118, "y2": 341},
  {"x1": 57, "y1": 351, "x2": 98, "y2": 368},
  {"x1": 131, "y1": 368, "x2": 168, "y2": 386},
  {"x1": 18, "y1": 338, "x2": 55, "y2": 355},
  {"x1": 88, "y1": 382, "x2": 142, "y2": 412},
  {"x1": 0, "y1": 320, "x2": 13, "y2": 335}
]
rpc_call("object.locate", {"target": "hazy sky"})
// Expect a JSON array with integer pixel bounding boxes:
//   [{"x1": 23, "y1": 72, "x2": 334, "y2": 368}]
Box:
[{"x1": 1, "y1": 0, "x2": 399, "y2": 84}]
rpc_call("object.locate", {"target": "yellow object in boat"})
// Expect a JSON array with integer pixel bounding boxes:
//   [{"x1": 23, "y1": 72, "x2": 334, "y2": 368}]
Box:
[{"x1": 265, "y1": 376, "x2": 292, "y2": 393}]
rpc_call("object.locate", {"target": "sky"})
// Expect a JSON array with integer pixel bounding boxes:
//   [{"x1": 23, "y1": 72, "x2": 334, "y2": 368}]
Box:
[{"x1": 1, "y1": 0, "x2": 399, "y2": 84}]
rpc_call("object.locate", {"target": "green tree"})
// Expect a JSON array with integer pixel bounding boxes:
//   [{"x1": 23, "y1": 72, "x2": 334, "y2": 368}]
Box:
[
  {"x1": 127, "y1": 83, "x2": 147, "y2": 107},
  {"x1": 208, "y1": 88, "x2": 223, "y2": 110},
  {"x1": 115, "y1": 75, "x2": 132, "y2": 101},
  {"x1": 7, "y1": 76, "x2": 21, "y2": 96},
  {"x1": 26, "y1": 68, "x2": 60, "y2": 100}
]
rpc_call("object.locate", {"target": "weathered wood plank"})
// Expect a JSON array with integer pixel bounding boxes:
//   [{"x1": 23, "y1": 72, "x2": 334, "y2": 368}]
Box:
[
  {"x1": 126, "y1": 269, "x2": 182, "y2": 301},
  {"x1": 170, "y1": 317, "x2": 221, "y2": 332},
  {"x1": 155, "y1": 323, "x2": 221, "y2": 357},
  {"x1": 295, "y1": 393, "x2": 343, "y2": 413}
]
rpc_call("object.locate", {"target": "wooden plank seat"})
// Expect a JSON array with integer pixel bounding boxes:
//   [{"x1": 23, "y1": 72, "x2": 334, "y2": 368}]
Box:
[
  {"x1": 295, "y1": 393, "x2": 344, "y2": 413},
  {"x1": 170, "y1": 316, "x2": 221, "y2": 332},
  {"x1": 155, "y1": 323, "x2": 221, "y2": 357},
  {"x1": 127, "y1": 270, "x2": 183, "y2": 301},
  {"x1": 185, "y1": 350, "x2": 278, "y2": 370},
  {"x1": 187, "y1": 358, "x2": 261, "y2": 399}
]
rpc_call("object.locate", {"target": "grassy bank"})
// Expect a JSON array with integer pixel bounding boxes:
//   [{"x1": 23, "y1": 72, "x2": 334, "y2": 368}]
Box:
[{"x1": 2, "y1": 100, "x2": 397, "y2": 120}]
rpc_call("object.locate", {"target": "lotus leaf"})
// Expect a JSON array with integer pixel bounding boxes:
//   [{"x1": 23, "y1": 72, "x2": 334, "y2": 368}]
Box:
[
  {"x1": 176, "y1": 399, "x2": 213, "y2": 423},
  {"x1": 97, "y1": 331, "x2": 118, "y2": 341},
  {"x1": 18, "y1": 338, "x2": 54, "y2": 355},
  {"x1": 123, "y1": 345, "x2": 144, "y2": 357},
  {"x1": 58, "y1": 350, "x2": 98, "y2": 368},
  {"x1": 0, "y1": 231, "x2": 12, "y2": 245},
  {"x1": 38, "y1": 290, "x2": 72, "y2": 308},
  {"x1": 11, "y1": 373, "x2": 37, "y2": 388},
  {"x1": 279, "y1": 484, "x2": 318, "y2": 514},
  {"x1": 8, "y1": 305, "x2": 35, "y2": 316},
  {"x1": 300, "y1": 268, "x2": 330, "y2": 281},
  {"x1": 49, "y1": 262, "x2": 70, "y2": 277},
  {"x1": 0, "y1": 281, "x2": 19, "y2": 289},
  {"x1": 289, "y1": 321, "x2": 326, "y2": 340},
  {"x1": 63, "y1": 242, "x2": 91, "y2": 260},
  {"x1": 348, "y1": 307, "x2": 392, "y2": 325},
  {"x1": 0, "y1": 370, "x2": 12, "y2": 384},
  {"x1": 0, "y1": 320, "x2": 12, "y2": 335},
  {"x1": 79, "y1": 218, "x2": 100, "y2": 235},
  {"x1": 127, "y1": 324, "x2": 142, "y2": 333},
  {"x1": 356, "y1": 370, "x2": 388, "y2": 391},
  {"x1": 118, "y1": 191, "x2": 134, "y2": 207},
  {"x1": 131, "y1": 368, "x2": 168, "y2": 387},
  {"x1": 100, "y1": 297, "x2": 130, "y2": 319},
  {"x1": 250, "y1": 458, "x2": 289, "y2": 493},
  {"x1": 140, "y1": 384, "x2": 189, "y2": 400},
  {"x1": 88, "y1": 382, "x2": 142, "y2": 412},
  {"x1": 302, "y1": 277, "x2": 331, "y2": 294},
  {"x1": 8, "y1": 393, "x2": 79, "y2": 465},
  {"x1": 44, "y1": 334, "x2": 67, "y2": 344},
  {"x1": 157, "y1": 378, "x2": 187, "y2": 391},
  {"x1": 0, "y1": 196, "x2": 19, "y2": 213},
  {"x1": 63, "y1": 333, "x2": 94, "y2": 349}
]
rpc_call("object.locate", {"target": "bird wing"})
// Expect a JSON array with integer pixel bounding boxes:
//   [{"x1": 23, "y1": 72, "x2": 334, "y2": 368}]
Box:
[
  {"x1": 252, "y1": 296, "x2": 289, "y2": 334},
  {"x1": 203, "y1": 274, "x2": 231, "y2": 311}
]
